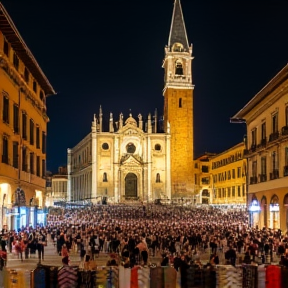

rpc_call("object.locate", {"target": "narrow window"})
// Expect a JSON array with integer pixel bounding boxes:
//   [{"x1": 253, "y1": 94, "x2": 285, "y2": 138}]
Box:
[
  {"x1": 261, "y1": 156, "x2": 266, "y2": 176},
  {"x1": 30, "y1": 152, "x2": 34, "y2": 174},
  {"x1": 252, "y1": 161, "x2": 257, "y2": 177},
  {"x1": 13, "y1": 53, "x2": 19, "y2": 70},
  {"x1": 261, "y1": 122, "x2": 266, "y2": 140},
  {"x1": 24, "y1": 67, "x2": 30, "y2": 83},
  {"x1": 232, "y1": 169, "x2": 235, "y2": 179},
  {"x1": 42, "y1": 132, "x2": 46, "y2": 154},
  {"x1": 272, "y1": 113, "x2": 278, "y2": 133},
  {"x1": 272, "y1": 151, "x2": 276, "y2": 170},
  {"x1": 33, "y1": 81, "x2": 37, "y2": 93},
  {"x1": 179, "y1": 98, "x2": 182, "y2": 108},
  {"x1": 2, "y1": 95, "x2": 9, "y2": 124},
  {"x1": 237, "y1": 186, "x2": 241, "y2": 197},
  {"x1": 227, "y1": 187, "x2": 231, "y2": 197},
  {"x1": 42, "y1": 159, "x2": 46, "y2": 177},
  {"x1": 22, "y1": 112, "x2": 27, "y2": 140},
  {"x1": 36, "y1": 126, "x2": 40, "y2": 149},
  {"x1": 3, "y1": 38, "x2": 9, "y2": 56},
  {"x1": 12, "y1": 141, "x2": 18, "y2": 168},
  {"x1": 103, "y1": 173, "x2": 108, "y2": 182},
  {"x1": 40, "y1": 91, "x2": 45, "y2": 102},
  {"x1": 36, "y1": 156, "x2": 40, "y2": 176},
  {"x1": 156, "y1": 173, "x2": 160, "y2": 183},
  {"x1": 2, "y1": 136, "x2": 8, "y2": 164},
  {"x1": 22, "y1": 147, "x2": 27, "y2": 171},
  {"x1": 251, "y1": 128, "x2": 257, "y2": 147},
  {"x1": 29, "y1": 119, "x2": 34, "y2": 145},
  {"x1": 13, "y1": 104, "x2": 19, "y2": 134},
  {"x1": 237, "y1": 167, "x2": 241, "y2": 178},
  {"x1": 285, "y1": 106, "x2": 288, "y2": 127}
]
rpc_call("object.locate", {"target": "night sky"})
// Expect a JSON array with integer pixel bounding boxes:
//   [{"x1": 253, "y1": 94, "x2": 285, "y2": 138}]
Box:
[{"x1": 2, "y1": 0, "x2": 288, "y2": 173}]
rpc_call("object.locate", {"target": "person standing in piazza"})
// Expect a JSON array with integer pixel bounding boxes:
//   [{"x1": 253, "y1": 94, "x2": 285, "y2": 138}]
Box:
[
  {"x1": 57, "y1": 256, "x2": 78, "y2": 288},
  {"x1": 37, "y1": 231, "x2": 46, "y2": 263}
]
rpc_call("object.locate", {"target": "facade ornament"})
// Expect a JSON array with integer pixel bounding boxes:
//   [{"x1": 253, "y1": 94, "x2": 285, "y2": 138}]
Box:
[
  {"x1": 109, "y1": 112, "x2": 114, "y2": 132},
  {"x1": 119, "y1": 113, "x2": 123, "y2": 129},
  {"x1": 148, "y1": 113, "x2": 152, "y2": 133},
  {"x1": 99, "y1": 105, "x2": 103, "y2": 132},
  {"x1": 138, "y1": 114, "x2": 143, "y2": 130}
]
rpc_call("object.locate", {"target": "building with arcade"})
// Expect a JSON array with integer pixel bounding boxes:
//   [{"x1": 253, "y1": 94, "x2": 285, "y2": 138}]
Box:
[{"x1": 0, "y1": 4, "x2": 55, "y2": 230}]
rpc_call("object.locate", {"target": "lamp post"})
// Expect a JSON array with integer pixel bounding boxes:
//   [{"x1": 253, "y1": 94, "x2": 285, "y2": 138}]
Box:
[
  {"x1": 1, "y1": 193, "x2": 6, "y2": 230},
  {"x1": 28, "y1": 197, "x2": 33, "y2": 228}
]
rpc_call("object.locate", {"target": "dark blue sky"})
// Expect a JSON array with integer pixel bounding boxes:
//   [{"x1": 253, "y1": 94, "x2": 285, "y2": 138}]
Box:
[{"x1": 2, "y1": 0, "x2": 288, "y2": 173}]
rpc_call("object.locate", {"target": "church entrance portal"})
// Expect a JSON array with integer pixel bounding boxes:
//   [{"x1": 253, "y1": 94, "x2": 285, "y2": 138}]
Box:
[{"x1": 125, "y1": 173, "x2": 138, "y2": 199}]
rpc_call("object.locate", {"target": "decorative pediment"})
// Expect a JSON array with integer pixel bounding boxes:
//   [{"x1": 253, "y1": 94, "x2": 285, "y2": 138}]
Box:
[
  {"x1": 120, "y1": 154, "x2": 143, "y2": 166},
  {"x1": 118, "y1": 124, "x2": 144, "y2": 136}
]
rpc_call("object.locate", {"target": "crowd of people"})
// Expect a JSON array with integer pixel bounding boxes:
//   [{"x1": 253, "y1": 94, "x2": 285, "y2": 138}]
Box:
[{"x1": 1, "y1": 203, "x2": 288, "y2": 271}]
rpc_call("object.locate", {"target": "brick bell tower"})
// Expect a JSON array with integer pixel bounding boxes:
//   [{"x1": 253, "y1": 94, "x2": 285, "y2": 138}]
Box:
[{"x1": 163, "y1": 0, "x2": 194, "y2": 197}]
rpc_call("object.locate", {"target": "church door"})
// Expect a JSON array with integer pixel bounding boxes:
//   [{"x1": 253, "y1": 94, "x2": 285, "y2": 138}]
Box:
[{"x1": 125, "y1": 173, "x2": 137, "y2": 198}]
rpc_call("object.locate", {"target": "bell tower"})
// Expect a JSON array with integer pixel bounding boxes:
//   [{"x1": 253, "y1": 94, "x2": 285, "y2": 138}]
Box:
[{"x1": 163, "y1": 0, "x2": 194, "y2": 197}]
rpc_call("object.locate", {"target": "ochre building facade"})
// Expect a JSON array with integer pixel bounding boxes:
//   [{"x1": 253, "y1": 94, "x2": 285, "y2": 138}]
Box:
[
  {"x1": 232, "y1": 64, "x2": 288, "y2": 231},
  {"x1": 0, "y1": 4, "x2": 54, "y2": 230}
]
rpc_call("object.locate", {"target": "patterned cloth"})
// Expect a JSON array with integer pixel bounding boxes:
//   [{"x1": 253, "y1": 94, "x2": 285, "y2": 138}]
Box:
[{"x1": 57, "y1": 265, "x2": 78, "y2": 288}]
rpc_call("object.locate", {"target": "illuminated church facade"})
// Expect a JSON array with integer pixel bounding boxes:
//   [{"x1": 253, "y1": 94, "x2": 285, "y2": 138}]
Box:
[{"x1": 67, "y1": 0, "x2": 195, "y2": 203}]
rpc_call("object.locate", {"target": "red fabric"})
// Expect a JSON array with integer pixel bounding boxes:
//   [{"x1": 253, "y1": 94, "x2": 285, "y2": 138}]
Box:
[
  {"x1": 266, "y1": 265, "x2": 281, "y2": 288},
  {"x1": 131, "y1": 266, "x2": 139, "y2": 288}
]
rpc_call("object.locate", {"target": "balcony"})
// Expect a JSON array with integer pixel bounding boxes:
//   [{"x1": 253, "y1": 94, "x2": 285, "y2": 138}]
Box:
[
  {"x1": 259, "y1": 174, "x2": 267, "y2": 182},
  {"x1": 282, "y1": 126, "x2": 288, "y2": 136},
  {"x1": 284, "y1": 166, "x2": 288, "y2": 177},
  {"x1": 269, "y1": 131, "x2": 279, "y2": 142},
  {"x1": 244, "y1": 149, "x2": 249, "y2": 156},
  {"x1": 270, "y1": 169, "x2": 279, "y2": 180},
  {"x1": 258, "y1": 138, "x2": 267, "y2": 148},
  {"x1": 250, "y1": 144, "x2": 256, "y2": 153},
  {"x1": 250, "y1": 176, "x2": 257, "y2": 185}
]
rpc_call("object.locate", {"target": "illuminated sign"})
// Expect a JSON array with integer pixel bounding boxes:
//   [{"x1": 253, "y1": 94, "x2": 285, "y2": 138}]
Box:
[
  {"x1": 249, "y1": 205, "x2": 261, "y2": 212},
  {"x1": 249, "y1": 200, "x2": 260, "y2": 212},
  {"x1": 270, "y1": 204, "x2": 279, "y2": 212}
]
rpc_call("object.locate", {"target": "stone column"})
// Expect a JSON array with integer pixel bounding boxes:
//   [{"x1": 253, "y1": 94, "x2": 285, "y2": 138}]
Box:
[
  {"x1": 147, "y1": 136, "x2": 152, "y2": 201},
  {"x1": 148, "y1": 114, "x2": 152, "y2": 134},
  {"x1": 91, "y1": 122, "x2": 97, "y2": 202},
  {"x1": 166, "y1": 135, "x2": 171, "y2": 200},
  {"x1": 114, "y1": 137, "x2": 119, "y2": 203},
  {"x1": 67, "y1": 148, "x2": 72, "y2": 201}
]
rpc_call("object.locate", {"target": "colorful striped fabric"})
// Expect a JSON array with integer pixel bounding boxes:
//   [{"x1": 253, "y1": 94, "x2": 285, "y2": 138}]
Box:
[{"x1": 57, "y1": 265, "x2": 78, "y2": 288}]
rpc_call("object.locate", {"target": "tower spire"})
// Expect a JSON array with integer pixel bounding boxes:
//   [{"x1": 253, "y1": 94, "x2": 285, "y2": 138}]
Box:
[{"x1": 168, "y1": 0, "x2": 189, "y2": 51}]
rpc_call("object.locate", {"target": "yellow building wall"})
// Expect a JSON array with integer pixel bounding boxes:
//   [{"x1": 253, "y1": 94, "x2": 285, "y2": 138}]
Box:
[
  {"x1": 0, "y1": 31, "x2": 48, "y2": 209},
  {"x1": 164, "y1": 87, "x2": 194, "y2": 197},
  {"x1": 211, "y1": 143, "x2": 247, "y2": 205}
]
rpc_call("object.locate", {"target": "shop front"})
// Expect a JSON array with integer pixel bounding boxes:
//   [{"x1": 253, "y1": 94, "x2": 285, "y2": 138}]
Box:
[
  {"x1": 270, "y1": 195, "x2": 280, "y2": 229},
  {"x1": 248, "y1": 198, "x2": 261, "y2": 227}
]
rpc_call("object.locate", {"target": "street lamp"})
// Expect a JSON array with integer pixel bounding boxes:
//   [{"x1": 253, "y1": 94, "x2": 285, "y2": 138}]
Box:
[
  {"x1": 1, "y1": 193, "x2": 6, "y2": 230},
  {"x1": 28, "y1": 197, "x2": 33, "y2": 228}
]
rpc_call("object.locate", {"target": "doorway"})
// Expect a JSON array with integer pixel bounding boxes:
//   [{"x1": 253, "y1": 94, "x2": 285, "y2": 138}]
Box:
[{"x1": 125, "y1": 173, "x2": 138, "y2": 198}]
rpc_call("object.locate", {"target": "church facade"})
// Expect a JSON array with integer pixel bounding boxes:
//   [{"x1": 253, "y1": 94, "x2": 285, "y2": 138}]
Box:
[{"x1": 67, "y1": 0, "x2": 194, "y2": 203}]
